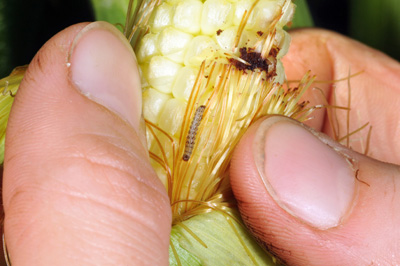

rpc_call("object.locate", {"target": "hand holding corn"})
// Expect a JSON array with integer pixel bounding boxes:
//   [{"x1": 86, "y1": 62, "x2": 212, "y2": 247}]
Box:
[{"x1": 1, "y1": 21, "x2": 400, "y2": 265}]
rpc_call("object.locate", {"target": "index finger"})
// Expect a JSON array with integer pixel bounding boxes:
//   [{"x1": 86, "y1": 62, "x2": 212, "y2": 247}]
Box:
[{"x1": 282, "y1": 28, "x2": 400, "y2": 164}]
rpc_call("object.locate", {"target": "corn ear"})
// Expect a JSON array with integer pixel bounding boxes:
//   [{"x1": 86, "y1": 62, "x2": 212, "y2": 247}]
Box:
[
  {"x1": 126, "y1": 0, "x2": 308, "y2": 206},
  {"x1": 125, "y1": 0, "x2": 314, "y2": 264}
]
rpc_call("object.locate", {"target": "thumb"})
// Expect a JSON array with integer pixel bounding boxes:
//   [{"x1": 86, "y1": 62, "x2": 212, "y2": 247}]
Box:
[
  {"x1": 230, "y1": 115, "x2": 400, "y2": 265},
  {"x1": 3, "y1": 22, "x2": 171, "y2": 265}
]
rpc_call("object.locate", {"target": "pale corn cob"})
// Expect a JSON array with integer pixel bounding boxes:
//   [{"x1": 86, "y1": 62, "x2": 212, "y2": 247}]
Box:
[{"x1": 124, "y1": 0, "x2": 315, "y2": 264}]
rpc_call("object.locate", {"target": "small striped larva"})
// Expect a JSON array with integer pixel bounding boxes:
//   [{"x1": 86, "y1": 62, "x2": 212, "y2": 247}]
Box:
[{"x1": 183, "y1": 105, "x2": 206, "y2": 161}]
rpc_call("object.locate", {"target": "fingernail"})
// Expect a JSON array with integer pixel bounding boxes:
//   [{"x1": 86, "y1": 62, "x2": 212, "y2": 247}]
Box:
[
  {"x1": 69, "y1": 21, "x2": 142, "y2": 131},
  {"x1": 253, "y1": 116, "x2": 357, "y2": 230}
]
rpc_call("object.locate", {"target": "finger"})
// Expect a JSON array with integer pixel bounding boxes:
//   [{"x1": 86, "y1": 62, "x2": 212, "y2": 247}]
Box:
[
  {"x1": 282, "y1": 29, "x2": 400, "y2": 164},
  {"x1": 231, "y1": 115, "x2": 400, "y2": 266},
  {"x1": 282, "y1": 29, "x2": 334, "y2": 131},
  {"x1": 3, "y1": 22, "x2": 171, "y2": 265}
]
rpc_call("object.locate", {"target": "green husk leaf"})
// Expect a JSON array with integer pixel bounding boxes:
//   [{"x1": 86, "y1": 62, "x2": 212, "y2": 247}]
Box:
[
  {"x1": 170, "y1": 233, "x2": 202, "y2": 266},
  {"x1": 169, "y1": 209, "x2": 279, "y2": 266},
  {"x1": 0, "y1": 66, "x2": 26, "y2": 164},
  {"x1": 289, "y1": 0, "x2": 314, "y2": 28},
  {"x1": 90, "y1": 0, "x2": 131, "y2": 25}
]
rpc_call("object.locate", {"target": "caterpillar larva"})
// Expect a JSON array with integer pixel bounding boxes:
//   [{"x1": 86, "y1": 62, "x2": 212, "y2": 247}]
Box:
[{"x1": 183, "y1": 105, "x2": 206, "y2": 161}]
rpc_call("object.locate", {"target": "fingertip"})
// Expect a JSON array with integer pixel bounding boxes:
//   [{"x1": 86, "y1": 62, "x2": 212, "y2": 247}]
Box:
[
  {"x1": 69, "y1": 21, "x2": 142, "y2": 132},
  {"x1": 231, "y1": 115, "x2": 400, "y2": 265}
]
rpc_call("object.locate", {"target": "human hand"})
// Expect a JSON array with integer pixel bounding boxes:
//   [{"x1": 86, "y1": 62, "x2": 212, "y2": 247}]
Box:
[
  {"x1": 231, "y1": 29, "x2": 400, "y2": 265},
  {"x1": 2, "y1": 21, "x2": 400, "y2": 265}
]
